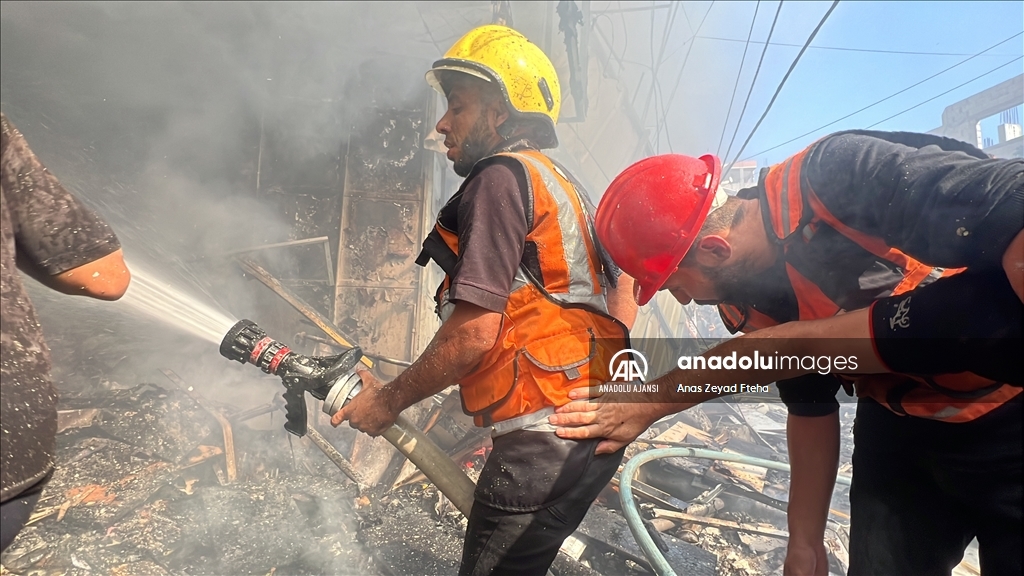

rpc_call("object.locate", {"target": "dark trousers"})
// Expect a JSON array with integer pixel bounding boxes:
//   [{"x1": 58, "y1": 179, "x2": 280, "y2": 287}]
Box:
[
  {"x1": 849, "y1": 397, "x2": 1022, "y2": 576},
  {"x1": 0, "y1": 479, "x2": 46, "y2": 552},
  {"x1": 459, "y1": 430, "x2": 625, "y2": 576}
]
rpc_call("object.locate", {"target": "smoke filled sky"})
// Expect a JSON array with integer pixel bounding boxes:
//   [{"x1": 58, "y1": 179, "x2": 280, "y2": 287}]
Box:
[
  {"x1": 2, "y1": 1, "x2": 1021, "y2": 194},
  {"x1": 0, "y1": 2, "x2": 437, "y2": 258}
]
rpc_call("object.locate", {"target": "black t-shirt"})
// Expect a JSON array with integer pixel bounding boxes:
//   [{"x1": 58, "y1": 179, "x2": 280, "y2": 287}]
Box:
[
  {"x1": 445, "y1": 157, "x2": 529, "y2": 312},
  {"x1": 1, "y1": 113, "x2": 121, "y2": 502},
  {"x1": 737, "y1": 131, "x2": 1024, "y2": 416}
]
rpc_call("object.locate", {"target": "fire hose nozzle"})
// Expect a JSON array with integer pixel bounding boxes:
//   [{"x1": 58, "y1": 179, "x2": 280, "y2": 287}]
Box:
[
  {"x1": 219, "y1": 320, "x2": 476, "y2": 516},
  {"x1": 219, "y1": 319, "x2": 364, "y2": 435},
  {"x1": 221, "y1": 319, "x2": 268, "y2": 365},
  {"x1": 322, "y1": 371, "x2": 363, "y2": 416}
]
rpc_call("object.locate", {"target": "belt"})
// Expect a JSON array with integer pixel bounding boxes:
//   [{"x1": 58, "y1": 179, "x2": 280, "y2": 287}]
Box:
[{"x1": 491, "y1": 406, "x2": 556, "y2": 437}]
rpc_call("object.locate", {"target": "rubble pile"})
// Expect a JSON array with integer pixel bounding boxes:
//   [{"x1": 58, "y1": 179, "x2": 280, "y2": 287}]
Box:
[
  {"x1": 0, "y1": 382, "x2": 377, "y2": 575},
  {"x1": 1, "y1": 354, "x2": 862, "y2": 576},
  {"x1": 620, "y1": 400, "x2": 856, "y2": 576}
]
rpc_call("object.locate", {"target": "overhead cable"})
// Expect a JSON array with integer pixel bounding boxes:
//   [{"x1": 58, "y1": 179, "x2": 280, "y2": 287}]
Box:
[
  {"x1": 740, "y1": 31, "x2": 1023, "y2": 161},
  {"x1": 721, "y1": 0, "x2": 784, "y2": 163},
  {"x1": 724, "y1": 0, "x2": 841, "y2": 176},
  {"x1": 717, "y1": 1, "x2": 761, "y2": 156},
  {"x1": 661, "y1": 1, "x2": 716, "y2": 152},
  {"x1": 592, "y1": 4, "x2": 672, "y2": 15},
  {"x1": 699, "y1": 35, "x2": 1018, "y2": 57},
  {"x1": 641, "y1": 2, "x2": 680, "y2": 127},
  {"x1": 648, "y1": 4, "x2": 683, "y2": 151},
  {"x1": 866, "y1": 56, "x2": 1023, "y2": 128}
]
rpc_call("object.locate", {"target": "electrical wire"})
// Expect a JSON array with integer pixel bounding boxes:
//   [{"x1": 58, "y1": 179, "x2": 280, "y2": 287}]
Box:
[
  {"x1": 721, "y1": 0, "x2": 784, "y2": 163},
  {"x1": 738, "y1": 31, "x2": 1023, "y2": 161},
  {"x1": 724, "y1": 0, "x2": 841, "y2": 175},
  {"x1": 678, "y1": 1, "x2": 693, "y2": 36},
  {"x1": 699, "y1": 35, "x2": 1017, "y2": 57},
  {"x1": 592, "y1": 3, "x2": 672, "y2": 15},
  {"x1": 639, "y1": 1, "x2": 704, "y2": 152},
  {"x1": 643, "y1": 3, "x2": 658, "y2": 126},
  {"x1": 641, "y1": 2, "x2": 680, "y2": 127},
  {"x1": 866, "y1": 55, "x2": 1023, "y2": 129},
  {"x1": 661, "y1": 1, "x2": 716, "y2": 152},
  {"x1": 717, "y1": 1, "x2": 761, "y2": 156},
  {"x1": 649, "y1": 4, "x2": 682, "y2": 151},
  {"x1": 619, "y1": 1, "x2": 630, "y2": 72}
]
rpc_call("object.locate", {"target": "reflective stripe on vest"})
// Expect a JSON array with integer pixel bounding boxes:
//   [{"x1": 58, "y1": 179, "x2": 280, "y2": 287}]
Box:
[
  {"x1": 509, "y1": 153, "x2": 608, "y2": 313},
  {"x1": 422, "y1": 150, "x2": 628, "y2": 426},
  {"x1": 763, "y1": 151, "x2": 808, "y2": 240}
]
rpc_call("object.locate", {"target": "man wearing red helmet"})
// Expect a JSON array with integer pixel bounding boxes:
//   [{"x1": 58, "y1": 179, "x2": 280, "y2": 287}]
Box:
[{"x1": 551, "y1": 130, "x2": 1023, "y2": 575}]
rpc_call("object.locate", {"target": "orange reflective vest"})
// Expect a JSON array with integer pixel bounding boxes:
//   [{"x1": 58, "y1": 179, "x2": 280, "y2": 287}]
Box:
[
  {"x1": 417, "y1": 150, "x2": 630, "y2": 426},
  {"x1": 719, "y1": 146, "x2": 1020, "y2": 423}
]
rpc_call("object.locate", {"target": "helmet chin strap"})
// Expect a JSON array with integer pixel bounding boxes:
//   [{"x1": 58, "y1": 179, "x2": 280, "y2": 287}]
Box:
[{"x1": 497, "y1": 120, "x2": 516, "y2": 141}]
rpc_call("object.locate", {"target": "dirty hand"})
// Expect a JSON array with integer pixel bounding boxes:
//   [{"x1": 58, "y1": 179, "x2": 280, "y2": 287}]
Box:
[
  {"x1": 548, "y1": 387, "x2": 668, "y2": 455},
  {"x1": 330, "y1": 367, "x2": 399, "y2": 436}
]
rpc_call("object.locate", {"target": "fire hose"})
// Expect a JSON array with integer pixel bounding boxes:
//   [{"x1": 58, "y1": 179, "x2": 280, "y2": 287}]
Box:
[
  {"x1": 220, "y1": 319, "x2": 476, "y2": 516},
  {"x1": 620, "y1": 447, "x2": 853, "y2": 576}
]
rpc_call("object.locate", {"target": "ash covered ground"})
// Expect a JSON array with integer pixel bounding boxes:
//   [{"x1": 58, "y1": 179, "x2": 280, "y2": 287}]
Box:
[
  {"x1": 1, "y1": 350, "x2": 859, "y2": 576},
  {"x1": 1, "y1": 381, "x2": 470, "y2": 576}
]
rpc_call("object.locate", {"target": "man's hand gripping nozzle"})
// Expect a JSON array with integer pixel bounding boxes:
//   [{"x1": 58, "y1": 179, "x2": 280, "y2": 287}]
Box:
[{"x1": 219, "y1": 319, "x2": 364, "y2": 436}]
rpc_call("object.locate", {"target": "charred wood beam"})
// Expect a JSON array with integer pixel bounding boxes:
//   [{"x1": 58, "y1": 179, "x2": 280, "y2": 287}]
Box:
[
  {"x1": 305, "y1": 426, "x2": 367, "y2": 490},
  {"x1": 221, "y1": 236, "x2": 335, "y2": 286},
  {"x1": 236, "y1": 256, "x2": 373, "y2": 369},
  {"x1": 295, "y1": 331, "x2": 412, "y2": 367},
  {"x1": 653, "y1": 508, "x2": 789, "y2": 539},
  {"x1": 611, "y1": 472, "x2": 689, "y2": 512}
]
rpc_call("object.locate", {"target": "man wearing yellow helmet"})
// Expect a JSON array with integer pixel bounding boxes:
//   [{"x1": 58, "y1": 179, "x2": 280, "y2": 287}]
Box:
[{"x1": 331, "y1": 25, "x2": 637, "y2": 574}]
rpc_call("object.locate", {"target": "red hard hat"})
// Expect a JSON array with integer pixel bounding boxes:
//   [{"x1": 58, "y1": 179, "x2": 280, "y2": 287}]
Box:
[{"x1": 596, "y1": 154, "x2": 722, "y2": 306}]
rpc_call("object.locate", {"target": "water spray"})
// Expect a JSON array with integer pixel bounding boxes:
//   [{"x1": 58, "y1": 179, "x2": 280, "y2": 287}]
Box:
[{"x1": 219, "y1": 319, "x2": 476, "y2": 515}]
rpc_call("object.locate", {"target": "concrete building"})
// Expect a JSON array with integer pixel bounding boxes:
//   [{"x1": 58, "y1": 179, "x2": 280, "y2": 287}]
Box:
[
  {"x1": 929, "y1": 73, "x2": 1023, "y2": 159},
  {"x1": 722, "y1": 160, "x2": 759, "y2": 194}
]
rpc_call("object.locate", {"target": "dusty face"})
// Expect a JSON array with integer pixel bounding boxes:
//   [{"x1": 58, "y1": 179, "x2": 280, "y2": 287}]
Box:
[
  {"x1": 660, "y1": 255, "x2": 760, "y2": 306},
  {"x1": 435, "y1": 80, "x2": 506, "y2": 177},
  {"x1": 660, "y1": 266, "x2": 720, "y2": 306}
]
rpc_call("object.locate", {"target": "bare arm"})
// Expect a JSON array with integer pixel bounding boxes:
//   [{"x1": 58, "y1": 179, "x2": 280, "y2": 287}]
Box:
[
  {"x1": 1004, "y1": 228, "x2": 1024, "y2": 303},
  {"x1": 18, "y1": 248, "x2": 131, "y2": 300},
  {"x1": 784, "y1": 413, "x2": 839, "y2": 576},
  {"x1": 4, "y1": 113, "x2": 128, "y2": 300},
  {"x1": 607, "y1": 273, "x2": 638, "y2": 330},
  {"x1": 551, "y1": 309, "x2": 879, "y2": 452},
  {"x1": 386, "y1": 301, "x2": 501, "y2": 412},
  {"x1": 332, "y1": 301, "x2": 501, "y2": 434}
]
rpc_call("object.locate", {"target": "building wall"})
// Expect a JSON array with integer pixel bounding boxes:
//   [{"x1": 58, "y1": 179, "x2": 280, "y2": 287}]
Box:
[{"x1": 929, "y1": 73, "x2": 1024, "y2": 158}]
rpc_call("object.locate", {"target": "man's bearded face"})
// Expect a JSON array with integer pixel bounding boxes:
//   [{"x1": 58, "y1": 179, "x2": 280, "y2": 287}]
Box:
[
  {"x1": 696, "y1": 257, "x2": 763, "y2": 304},
  {"x1": 436, "y1": 80, "x2": 503, "y2": 177},
  {"x1": 664, "y1": 256, "x2": 761, "y2": 306},
  {"x1": 450, "y1": 113, "x2": 497, "y2": 177}
]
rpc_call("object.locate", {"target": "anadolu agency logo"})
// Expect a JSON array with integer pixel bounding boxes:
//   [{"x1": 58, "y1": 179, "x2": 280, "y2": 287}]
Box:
[
  {"x1": 609, "y1": 348, "x2": 647, "y2": 382},
  {"x1": 602, "y1": 349, "x2": 659, "y2": 393}
]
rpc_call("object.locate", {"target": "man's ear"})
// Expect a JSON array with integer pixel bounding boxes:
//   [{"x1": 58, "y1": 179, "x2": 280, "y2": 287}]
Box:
[
  {"x1": 492, "y1": 102, "x2": 511, "y2": 135},
  {"x1": 695, "y1": 235, "x2": 732, "y2": 265}
]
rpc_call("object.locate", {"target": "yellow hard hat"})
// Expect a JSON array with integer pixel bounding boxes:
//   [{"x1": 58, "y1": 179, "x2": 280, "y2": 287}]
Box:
[{"x1": 426, "y1": 25, "x2": 561, "y2": 148}]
